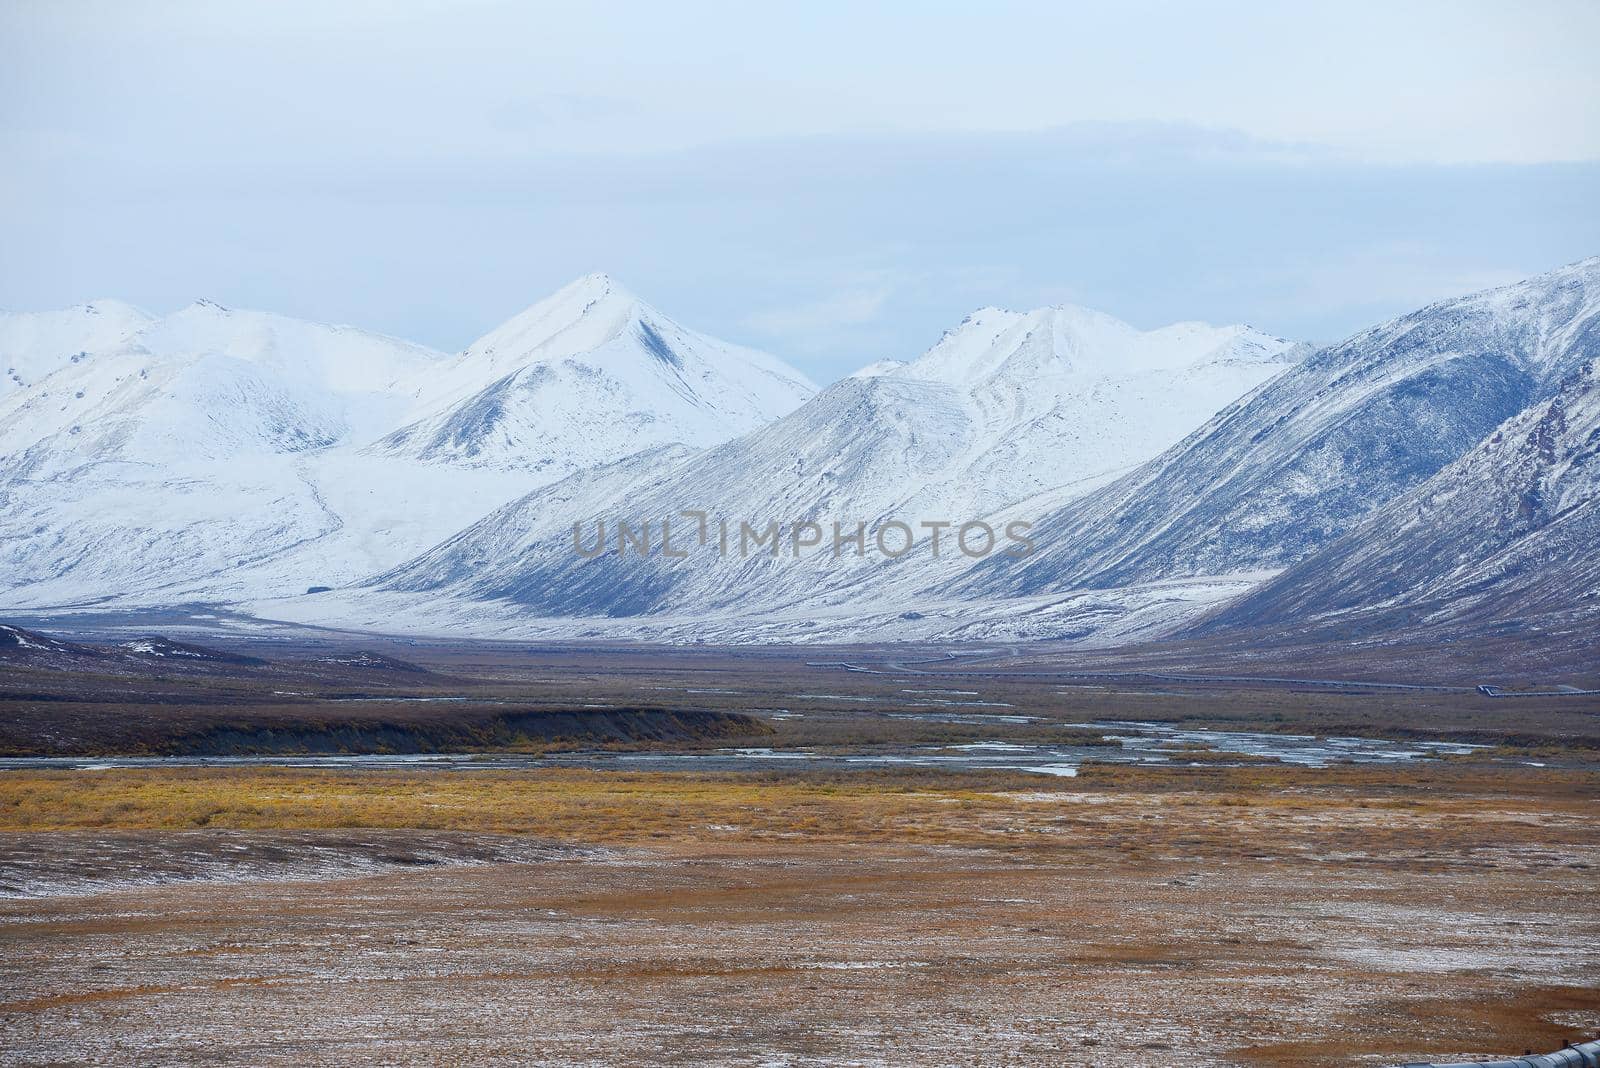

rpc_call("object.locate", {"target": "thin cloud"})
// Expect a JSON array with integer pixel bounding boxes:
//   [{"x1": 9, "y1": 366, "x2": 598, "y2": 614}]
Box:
[{"x1": 744, "y1": 290, "x2": 892, "y2": 339}]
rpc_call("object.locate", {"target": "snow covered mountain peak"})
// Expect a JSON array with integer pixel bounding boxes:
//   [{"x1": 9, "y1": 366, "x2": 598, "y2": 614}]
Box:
[
  {"x1": 0, "y1": 299, "x2": 155, "y2": 398},
  {"x1": 0, "y1": 301, "x2": 448, "y2": 471},
  {"x1": 372, "y1": 274, "x2": 817, "y2": 474},
  {"x1": 0, "y1": 298, "x2": 151, "y2": 322},
  {"x1": 454, "y1": 272, "x2": 643, "y2": 379},
  {"x1": 899, "y1": 303, "x2": 1295, "y2": 388},
  {"x1": 123, "y1": 302, "x2": 444, "y2": 401},
  {"x1": 556, "y1": 270, "x2": 630, "y2": 302}
]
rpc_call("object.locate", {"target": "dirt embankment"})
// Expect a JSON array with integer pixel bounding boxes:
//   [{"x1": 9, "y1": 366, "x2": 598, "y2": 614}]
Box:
[{"x1": 0, "y1": 706, "x2": 770, "y2": 757}]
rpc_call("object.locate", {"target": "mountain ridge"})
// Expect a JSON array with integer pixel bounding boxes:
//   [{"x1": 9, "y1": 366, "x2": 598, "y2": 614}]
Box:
[
  {"x1": 360, "y1": 302, "x2": 1303, "y2": 629},
  {"x1": 956, "y1": 256, "x2": 1600, "y2": 606},
  {"x1": 0, "y1": 276, "x2": 813, "y2": 609},
  {"x1": 4, "y1": 261, "x2": 1594, "y2": 656}
]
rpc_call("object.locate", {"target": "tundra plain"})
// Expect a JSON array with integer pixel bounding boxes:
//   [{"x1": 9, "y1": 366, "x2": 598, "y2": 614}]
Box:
[{"x1": 0, "y1": 638, "x2": 1595, "y2": 1066}]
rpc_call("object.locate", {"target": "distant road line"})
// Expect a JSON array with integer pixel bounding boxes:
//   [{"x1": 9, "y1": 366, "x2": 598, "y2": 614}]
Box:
[
  {"x1": 806, "y1": 662, "x2": 1481, "y2": 692},
  {"x1": 1475, "y1": 684, "x2": 1600, "y2": 698}
]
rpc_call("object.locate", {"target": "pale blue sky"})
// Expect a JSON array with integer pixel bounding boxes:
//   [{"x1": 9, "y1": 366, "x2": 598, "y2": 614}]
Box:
[{"x1": 3, "y1": 0, "x2": 1598, "y2": 382}]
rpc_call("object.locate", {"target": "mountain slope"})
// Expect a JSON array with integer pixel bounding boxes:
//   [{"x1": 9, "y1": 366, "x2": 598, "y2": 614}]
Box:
[
  {"x1": 363, "y1": 304, "x2": 1299, "y2": 626},
  {"x1": 959, "y1": 257, "x2": 1600, "y2": 606},
  {"x1": 1192, "y1": 357, "x2": 1600, "y2": 653},
  {"x1": 370, "y1": 273, "x2": 816, "y2": 476},
  {"x1": 0, "y1": 300, "x2": 154, "y2": 399}
]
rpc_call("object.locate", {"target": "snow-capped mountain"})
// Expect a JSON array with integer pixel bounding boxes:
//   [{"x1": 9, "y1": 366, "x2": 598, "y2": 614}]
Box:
[
  {"x1": 355, "y1": 304, "x2": 1299, "y2": 628},
  {"x1": 370, "y1": 273, "x2": 816, "y2": 476},
  {"x1": 0, "y1": 300, "x2": 154, "y2": 399},
  {"x1": 0, "y1": 279, "x2": 812, "y2": 608},
  {"x1": 7, "y1": 260, "x2": 1596, "y2": 655},
  {"x1": 1193, "y1": 356, "x2": 1600, "y2": 655},
  {"x1": 887, "y1": 306, "x2": 1304, "y2": 515},
  {"x1": 958, "y1": 257, "x2": 1600, "y2": 623},
  {"x1": 0, "y1": 301, "x2": 457, "y2": 606},
  {"x1": 0, "y1": 299, "x2": 442, "y2": 472}
]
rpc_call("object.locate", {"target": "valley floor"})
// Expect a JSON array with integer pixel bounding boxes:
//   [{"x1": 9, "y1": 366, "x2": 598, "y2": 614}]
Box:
[{"x1": 1, "y1": 764, "x2": 1596, "y2": 1067}]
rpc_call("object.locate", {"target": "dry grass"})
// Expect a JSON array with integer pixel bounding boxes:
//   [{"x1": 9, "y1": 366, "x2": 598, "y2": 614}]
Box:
[{"x1": 2, "y1": 765, "x2": 1594, "y2": 860}]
